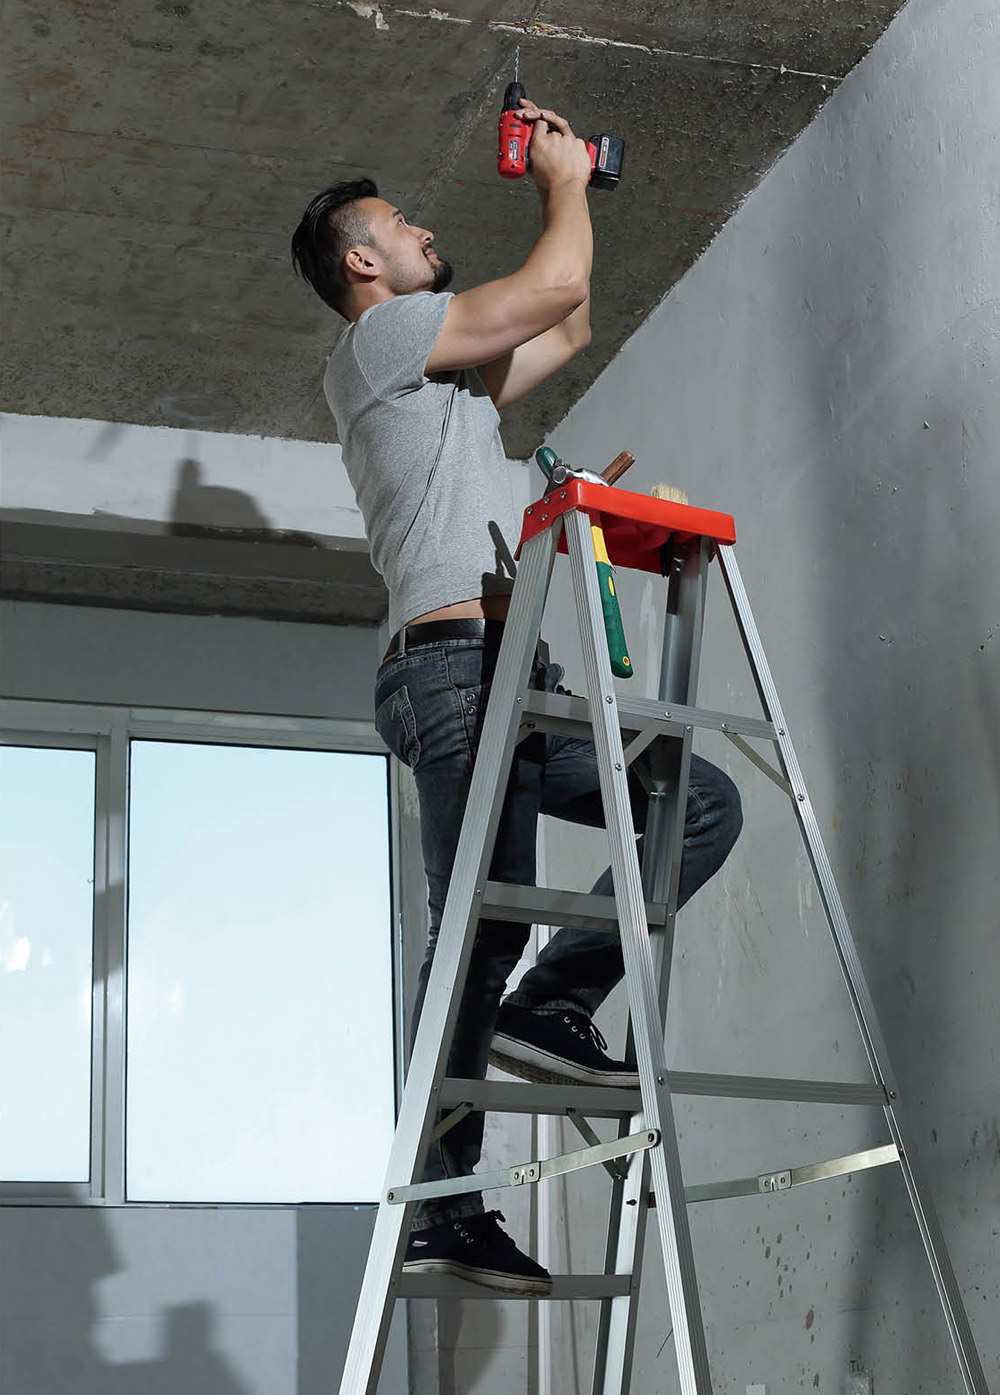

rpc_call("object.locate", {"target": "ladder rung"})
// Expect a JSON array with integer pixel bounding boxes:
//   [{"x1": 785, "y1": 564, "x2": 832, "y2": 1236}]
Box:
[
  {"x1": 445, "y1": 1077, "x2": 642, "y2": 1117},
  {"x1": 442, "y1": 1073, "x2": 886, "y2": 1115},
  {"x1": 397, "y1": 1273, "x2": 633, "y2": 1301},
  {"x1": 523, "y1": 689, "x2": 777, "y2": 744},
  {"x1": 481, "y1": 881, "x2": 668, "y2": 931}
]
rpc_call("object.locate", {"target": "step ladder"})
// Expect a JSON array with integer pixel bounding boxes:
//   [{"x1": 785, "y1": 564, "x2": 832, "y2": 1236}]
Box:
[{"x1": 340, "y1": 458, "x2": 987, "y2": 1395}]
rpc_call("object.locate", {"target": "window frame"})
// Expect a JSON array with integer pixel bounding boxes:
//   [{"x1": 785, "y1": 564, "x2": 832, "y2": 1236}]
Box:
[{"x1": 0, "y1": 697, "x2": 402, "y2": 1208}]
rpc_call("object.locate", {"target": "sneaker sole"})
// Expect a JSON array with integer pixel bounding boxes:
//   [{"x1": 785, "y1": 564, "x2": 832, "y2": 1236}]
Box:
[
  {"x1": 402, "y1": 1257, "x2": 553, "y2": 1296},
  {"x1": 489, "y1": 1035, "x2": 639, "y2": 1089}
]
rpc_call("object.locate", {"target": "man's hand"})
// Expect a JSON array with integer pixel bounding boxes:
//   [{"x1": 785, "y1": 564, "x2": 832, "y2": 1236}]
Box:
[
  {"x1": 518, "y1": 101, "x2": 594, "y2": 192},
  {"x1": 424, "y1": 97, "x2": 592, "y2": 383}
]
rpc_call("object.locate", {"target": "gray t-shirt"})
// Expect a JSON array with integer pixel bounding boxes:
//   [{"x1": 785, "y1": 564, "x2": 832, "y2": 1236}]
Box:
[{"x1": 324, "y1": 291, "x2": 525, "y2": 634}]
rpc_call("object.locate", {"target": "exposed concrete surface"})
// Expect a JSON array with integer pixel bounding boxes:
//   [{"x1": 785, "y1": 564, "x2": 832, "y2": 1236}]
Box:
[{"x1": 1, "y1": 0, "x2": 905, "y2": 458}]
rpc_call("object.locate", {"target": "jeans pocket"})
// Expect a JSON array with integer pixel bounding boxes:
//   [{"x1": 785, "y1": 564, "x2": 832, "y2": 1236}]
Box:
[{"x1": 375, "y1": 683, "x2": 421, "y2": 769}]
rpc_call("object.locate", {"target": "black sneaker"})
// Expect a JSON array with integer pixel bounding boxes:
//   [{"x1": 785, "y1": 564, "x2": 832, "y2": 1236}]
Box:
[
  {"x1": 402, "y1": 1210, "x2": 553, "y2": 1296},
  {"x1": 489, "y1": 1003, "x2": 639, "y2": 1088}
]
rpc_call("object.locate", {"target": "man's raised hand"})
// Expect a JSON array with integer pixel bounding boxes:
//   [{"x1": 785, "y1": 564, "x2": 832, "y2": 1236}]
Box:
[{"x1": 517, "y1": 100, "x2": 593, "y2": 191}]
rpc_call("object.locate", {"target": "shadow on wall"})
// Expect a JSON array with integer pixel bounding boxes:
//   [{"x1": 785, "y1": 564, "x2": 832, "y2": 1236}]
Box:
[
  {"x1": 169, "y1": 457, "x2": 322, "y2": 547},
  {"x1": 0, "y1": 1199, "x2": 251, "y2": 1394},
  {"x1": 296, "y1": 1207, "x2": 502, "y2": 1395}
]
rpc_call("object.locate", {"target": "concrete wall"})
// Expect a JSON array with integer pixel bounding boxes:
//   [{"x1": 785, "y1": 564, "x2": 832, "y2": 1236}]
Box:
[{"x1": 517, "y1": 0, "x2": 998, "y2": 1390}]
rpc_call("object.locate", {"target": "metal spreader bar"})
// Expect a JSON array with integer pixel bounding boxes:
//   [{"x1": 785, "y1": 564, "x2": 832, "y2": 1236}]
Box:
[{"x1": 386, "y1": 1128, "x2": 660, "y2": 1205}]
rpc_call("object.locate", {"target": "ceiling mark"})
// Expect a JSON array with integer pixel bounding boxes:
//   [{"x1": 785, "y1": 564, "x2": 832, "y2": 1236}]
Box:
[{"x1": 325, "y1": 1, "x2": 842, "y2": 82}]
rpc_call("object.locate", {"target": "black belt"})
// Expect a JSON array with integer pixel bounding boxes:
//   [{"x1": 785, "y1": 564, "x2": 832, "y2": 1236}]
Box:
[{"x1": 383, "y1": 617, "x2": 505, "y2": 661}]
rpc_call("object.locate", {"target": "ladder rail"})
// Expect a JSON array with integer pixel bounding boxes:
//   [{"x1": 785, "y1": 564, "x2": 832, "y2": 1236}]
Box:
[
  {"x1": 717, "y1": 544, "x2": 989, "y2": 1395},
  {"x1": 596, "y1": 536, "x2": 711, "y2": 1393},
  {"x1": 337, "y1": 525, "x2": 561, "y2": 1395}
]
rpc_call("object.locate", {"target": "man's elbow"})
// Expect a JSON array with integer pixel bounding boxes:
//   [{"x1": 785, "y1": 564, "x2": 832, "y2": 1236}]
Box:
[
  {"x1": 562, "y1": 278, "x2": 590, "y2": 315},
  {"x1": 572, "y1": 321, "x2": 593, "y2": 349}
]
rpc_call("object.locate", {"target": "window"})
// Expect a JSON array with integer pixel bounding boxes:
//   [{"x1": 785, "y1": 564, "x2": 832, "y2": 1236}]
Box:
[
  {"x1": 0, "y1": 744, "x2": 96, "y2": 1182},
  {"x1": 126, "y1": 740, "x2": 393, "y2": 1203},
  {"x1": 0, "y1": 705, "x2": 397, "y2": 1206}
]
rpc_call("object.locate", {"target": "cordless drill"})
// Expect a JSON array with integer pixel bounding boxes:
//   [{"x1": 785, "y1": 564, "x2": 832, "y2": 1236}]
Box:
[{"x1": 497, "y1": 81, "x2": 625, "y2": 190}]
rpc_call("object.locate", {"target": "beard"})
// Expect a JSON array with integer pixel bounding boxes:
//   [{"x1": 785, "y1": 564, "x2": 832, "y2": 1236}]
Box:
[{"x1": 428, "y1": 255, "x2": 453, "y2": 292}]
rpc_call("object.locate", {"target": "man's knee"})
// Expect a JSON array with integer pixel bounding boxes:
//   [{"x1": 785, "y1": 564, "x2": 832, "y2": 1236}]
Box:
[{"x1": 691, "y1": 757, "x2": 743, "y2": 857}]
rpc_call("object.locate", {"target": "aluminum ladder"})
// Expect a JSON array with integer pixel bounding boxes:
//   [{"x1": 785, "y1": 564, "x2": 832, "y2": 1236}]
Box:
[{"x1": 339, "y1": 462, "x2": 988, "y2": 1395}]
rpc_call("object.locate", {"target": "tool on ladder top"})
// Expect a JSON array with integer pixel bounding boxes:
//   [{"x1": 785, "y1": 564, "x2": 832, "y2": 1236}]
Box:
[
  {"x1": 338, "y1": 447, "x2": 988, "y2": 1395},
  {"x1": 535, "y1": 444, "x2": 634, "y2": 678}
]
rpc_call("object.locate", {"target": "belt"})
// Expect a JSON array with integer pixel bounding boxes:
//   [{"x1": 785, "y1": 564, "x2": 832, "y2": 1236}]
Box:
[{"x1": 382, "y1": 617, "x2": 504, "y2": 661}]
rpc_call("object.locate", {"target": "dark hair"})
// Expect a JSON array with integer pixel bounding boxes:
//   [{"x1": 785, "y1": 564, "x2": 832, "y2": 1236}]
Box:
[{"x1": 291, "y1": 178, "x2": 379, "y2": 316}]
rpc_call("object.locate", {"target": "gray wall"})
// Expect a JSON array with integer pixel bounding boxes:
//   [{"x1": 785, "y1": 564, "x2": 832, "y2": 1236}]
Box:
[
  {"x1": 0, "y1": 601, "x2": 376, "y2": 719},
  {"x1": 0, "y1": 602, "x2": 409, "y2": 1395},
  {"x1": 523, "y1": 0, "x2": 997, "y2": 1389}
]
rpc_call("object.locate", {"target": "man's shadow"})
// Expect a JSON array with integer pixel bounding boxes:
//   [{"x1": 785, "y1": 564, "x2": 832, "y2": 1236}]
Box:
[
  {"x1": 1, "y1": 1200, "x2": 251, "y2": 1394},
  {"x1": 168, "y1": 457, "x2": 321, "y2": 547}
]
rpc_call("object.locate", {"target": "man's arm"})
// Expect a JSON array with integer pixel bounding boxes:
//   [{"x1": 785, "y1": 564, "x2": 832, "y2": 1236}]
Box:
[
  {"x1": 425, "y1": 106, "x2": 594, "y2": 384},
  {"x1": 476, "y1": 288, "x2": 591, "y2": 411}
]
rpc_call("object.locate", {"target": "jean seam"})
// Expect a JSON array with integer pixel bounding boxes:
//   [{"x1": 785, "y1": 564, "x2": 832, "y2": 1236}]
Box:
[{"x1": 443, "y1": 649, "x2": 484, "y2": 768}]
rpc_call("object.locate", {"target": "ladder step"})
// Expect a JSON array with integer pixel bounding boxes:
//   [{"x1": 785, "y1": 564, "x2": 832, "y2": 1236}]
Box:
[
  {"x1": 442, "y1": 1073, "x2": 886, "y2": 1115},
  {"x1": 397, "y1": 1273, "x2": 632, "y2": 1301},
  {"x1": 523, "y1": 688, "x2": 776, "y2": 744},
  {"x1": 481, "y1": 880, "x2": 668, "y2": 931}
]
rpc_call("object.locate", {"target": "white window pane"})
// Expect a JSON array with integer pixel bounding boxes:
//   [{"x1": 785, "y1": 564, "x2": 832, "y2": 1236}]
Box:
[
  {"x1": 126, "y1": 741, "x2": 394, "y2": 1203},
  {"x1": 0, "y1": 745, "x2": 95, "y2": 1182}
]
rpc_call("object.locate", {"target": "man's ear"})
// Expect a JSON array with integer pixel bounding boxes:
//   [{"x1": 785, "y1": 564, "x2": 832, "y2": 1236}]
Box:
[{"x1": 345, "y1": 245, "x2": 379, "y2": 282}]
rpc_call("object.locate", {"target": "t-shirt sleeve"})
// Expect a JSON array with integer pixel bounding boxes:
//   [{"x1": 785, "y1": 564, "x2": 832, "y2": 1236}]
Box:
[{"x1": 351, "y1": 291, "x2": 454, "y2": 400}]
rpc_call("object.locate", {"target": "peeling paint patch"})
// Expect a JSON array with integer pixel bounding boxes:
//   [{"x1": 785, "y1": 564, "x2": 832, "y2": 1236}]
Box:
[{"x1": 346, "y1": 2, "x2": 389, "y2": 29}]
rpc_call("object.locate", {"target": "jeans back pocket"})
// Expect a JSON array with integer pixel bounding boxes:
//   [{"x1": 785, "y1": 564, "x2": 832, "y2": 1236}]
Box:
[{"x1": 374, "y1": 683, "x2": 421, "y2": 769}]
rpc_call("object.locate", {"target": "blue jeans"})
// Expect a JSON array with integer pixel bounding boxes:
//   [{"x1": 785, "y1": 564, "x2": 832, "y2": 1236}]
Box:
[{"x1": 374, "y1": 632, "x2": 743, "y2": 1228}]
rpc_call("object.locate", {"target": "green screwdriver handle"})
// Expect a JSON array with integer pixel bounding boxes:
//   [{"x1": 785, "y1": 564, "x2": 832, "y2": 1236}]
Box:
[{"x1": 535, "y1": 445, "x2": 558, "y2": 479}]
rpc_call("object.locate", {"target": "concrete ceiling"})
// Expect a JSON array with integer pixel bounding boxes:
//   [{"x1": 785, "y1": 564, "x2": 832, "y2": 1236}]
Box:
[{"x1": 2, "y1": 0, "x2": 905, "y2": 460}]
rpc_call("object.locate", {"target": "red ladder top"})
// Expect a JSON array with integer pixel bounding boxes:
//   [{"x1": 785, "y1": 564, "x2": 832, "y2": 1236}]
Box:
[{"x1": 517, "y1": 479, "x2": 736, "y2": 575}]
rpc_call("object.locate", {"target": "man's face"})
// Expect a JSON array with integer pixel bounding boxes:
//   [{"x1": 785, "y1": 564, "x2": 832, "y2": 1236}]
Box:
[{"x1": 357, "y1": 197, "x2": 453, "y2": 295}]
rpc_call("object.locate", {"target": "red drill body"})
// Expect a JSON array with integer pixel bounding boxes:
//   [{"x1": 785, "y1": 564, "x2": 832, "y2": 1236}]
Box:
[
  {"x1": 496, "y1": 81, "x2": 625, "y2": 189},
  {"x1": 497, "y1": 82, "x2": 531, "y2": 179}
]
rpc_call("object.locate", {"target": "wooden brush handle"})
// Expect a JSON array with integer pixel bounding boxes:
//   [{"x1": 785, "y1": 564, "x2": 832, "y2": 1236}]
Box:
[{"x1": 601, "y1": 451, "x2": 635, "y2": 486}]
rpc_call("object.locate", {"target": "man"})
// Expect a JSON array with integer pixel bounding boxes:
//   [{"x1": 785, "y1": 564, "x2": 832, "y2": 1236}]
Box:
[{"x1": 291, "y1": 101, "x2": 742, "y2": 1296}]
